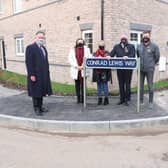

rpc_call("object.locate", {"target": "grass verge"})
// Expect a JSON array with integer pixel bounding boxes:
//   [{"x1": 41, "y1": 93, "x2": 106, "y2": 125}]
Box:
[
  {"x1": 0, "y1": 69, "x2": 168, "y2": 96},
  {"x1": 0, "y1": 70, "x2": 96, "y2": 95}
]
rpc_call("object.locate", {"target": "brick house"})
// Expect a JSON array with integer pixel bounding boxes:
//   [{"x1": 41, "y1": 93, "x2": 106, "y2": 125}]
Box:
[{"x1": 0, "y1": 0, "x2": 168, "y2": 89}]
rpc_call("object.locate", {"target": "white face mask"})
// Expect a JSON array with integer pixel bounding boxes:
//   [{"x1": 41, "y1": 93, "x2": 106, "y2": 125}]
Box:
[{"x1": 36, "y1": 39, "x2": 46, "y2": 46}]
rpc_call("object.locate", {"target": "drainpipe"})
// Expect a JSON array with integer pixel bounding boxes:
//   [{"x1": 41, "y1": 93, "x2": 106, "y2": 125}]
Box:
[
  {"x1": 2, "y1": 40, "x2": 7, "y2": 69},
  {"x1": 101, "y1": 0, "x2": 104, "y2": 40}
]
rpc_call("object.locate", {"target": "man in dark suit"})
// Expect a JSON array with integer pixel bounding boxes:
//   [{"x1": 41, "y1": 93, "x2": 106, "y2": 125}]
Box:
[
  {"x1": 25, "y1": 31, "x2": 52, "y2": 116},
  {"x1": 110, "y1": 34, "x2": 135, "y2": 106}
]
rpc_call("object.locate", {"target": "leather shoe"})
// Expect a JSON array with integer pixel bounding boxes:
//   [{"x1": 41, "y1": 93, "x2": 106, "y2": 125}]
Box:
[
  {"x1": 98, "y1": 97, "x2": 103, "y2": 105},
  {"x1": 125, "y1": 101, "x2": 129, "y2": 106},
  {"x1": 104, "y1": 97, "x2": 109, "y2": 105},
  {"x1": 34, "y1": 107, "x2": 43, "y2": 116},
  {"x1": 40, "y1": 107, "x2": 48, "y2": 113},
  {"x1": 117, "y1": 101, "x2": 124, "y2": 105}
]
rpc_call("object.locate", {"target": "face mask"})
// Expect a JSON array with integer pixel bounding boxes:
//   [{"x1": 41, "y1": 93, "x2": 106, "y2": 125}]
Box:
[
  {"x1": 143, "y1": 37, "x2": 150, "y2": 43},
  {"x1": 121, "y1": 39, "x2": 127, "y2": 44},
  {"x1": 36, "y1": 39, "x2": 46, "y2": 46},
  {"x1": 77, "y1": 43, "x2": 84, "y2": 47},
  {"x1": 99, "y1": 46, "x2": 105, "y2": 50}
]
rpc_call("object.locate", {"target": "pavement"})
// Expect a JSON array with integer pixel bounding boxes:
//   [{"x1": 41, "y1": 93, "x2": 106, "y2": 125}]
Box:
[
  {"x1": 0, "y1": 85, "x2": 168, "y2": 133},
  {"x1": 0, "y1": 85, "x2": 168, "y2": 121}
]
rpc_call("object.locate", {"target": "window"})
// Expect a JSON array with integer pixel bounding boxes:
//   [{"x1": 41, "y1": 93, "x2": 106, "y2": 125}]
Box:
[
  {"x1": 15, "y1": 37, "x2": 24, "y2": 56},
  {"x1": 0, "y1": 0, "x2": 2, "y2": 13},
  {"x1": 82, "y1": 30, "x2": 93, "y2": 53},
  {"x1": 156, "y1": 0, "x2": 168, "y2": 4},
  {"x1": 13, "y1": 0, "x2": 22, "y2": 13},
  {"x1": 130, "y1": 30, "x2": 143, "y2": 49}
]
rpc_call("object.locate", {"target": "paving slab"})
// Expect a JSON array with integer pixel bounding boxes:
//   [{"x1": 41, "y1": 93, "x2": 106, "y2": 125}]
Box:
[{"x1": 0, "y1": 92, "x2": 168, "y2": 121}]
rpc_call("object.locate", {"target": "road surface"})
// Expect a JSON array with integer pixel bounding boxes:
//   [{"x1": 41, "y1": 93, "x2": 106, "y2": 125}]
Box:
[{"x1": 0, "y1": 126, "x2": 168, "y2": 168}]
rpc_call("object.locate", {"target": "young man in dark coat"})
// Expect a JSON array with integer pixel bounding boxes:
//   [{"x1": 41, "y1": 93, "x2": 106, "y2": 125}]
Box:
[
  {"x1": 110, "y1": 34, "x2": 135, "y2": 106},
  {"x1": 25, "y1": 31, "x2": 52, "y2": 116}
]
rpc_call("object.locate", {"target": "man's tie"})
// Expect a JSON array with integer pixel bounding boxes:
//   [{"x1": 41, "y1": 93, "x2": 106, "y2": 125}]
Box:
[{"x1": 40, "y1": 46, "x2": 46, "y2": 59}]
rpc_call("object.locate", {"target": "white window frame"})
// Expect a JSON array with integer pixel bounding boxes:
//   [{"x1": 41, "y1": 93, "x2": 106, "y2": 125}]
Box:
[
  {"x1": 157, "y1": 0, "x2": 168, "y2": 4},
  {"x1": 13, "y1": 0, "x2": 22, "y2": 13},
  {"x1": 82, "y1": 30, "x2": 93, "y2": 53},
  {"x1": 15, "y1": 37, "x2": 24, "y2": 56},
  {"x1": 0, "y1": 0, "x2": 2, "y2": 14},
  {"x1": 130, "y1": 30, "x2": 143, "y2": 49}
]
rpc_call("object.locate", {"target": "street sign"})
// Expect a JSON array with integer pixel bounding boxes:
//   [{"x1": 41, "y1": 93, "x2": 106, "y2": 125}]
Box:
[{"x1": 86, "y1": 58, "x2": 137, "y2": 69}]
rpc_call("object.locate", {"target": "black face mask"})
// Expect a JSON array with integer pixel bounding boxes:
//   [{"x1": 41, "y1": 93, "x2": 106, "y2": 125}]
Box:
[
  {"x1": 99, "y1": 46, "x2": 105, "y2": 50},
  {"x1": 143, "y1": 37, "x2": 150, "y2": 43},
  {"x1": 77, "y1": 43, "x2": 84, "y2": 47},
  {"x1": 120, "y1": 39, "x2": 127, "y2": 48},
  {"x1": 121, "y1": 39, "x2": 127, "y2": 44}
]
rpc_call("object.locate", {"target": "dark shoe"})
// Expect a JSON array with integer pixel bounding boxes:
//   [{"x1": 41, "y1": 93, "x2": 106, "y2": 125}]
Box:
[
  {"x1": 125, "y1": 101, "x2": 129, "y2": 106},
  {"x1": 34, "y1": 107, "x2": 43, "y2": 116},
  {"x1": 80, "y1": 96, "x2": 84, "y2": 104},
  {"x1": 140, "y1": 100, "x2": 144, "y2": 105},
  {"x1": 117, "y1": 101, "x2": 124, "y2": 105},
  {"x1": 104, "y1": 97, "x2": 109, "y2": 105},
  {"x1": 148, "y1": 103, "x2": 154, "y2": 110},
  {"x1": 77, "y1": 96, "x2": 80, "y2": 104},
  {"x1": 98, "y1": 97, "x2": 103, "y2": 105},
  {"x1": 40, "y1": 107, "x2": 48, "y2": 113}
]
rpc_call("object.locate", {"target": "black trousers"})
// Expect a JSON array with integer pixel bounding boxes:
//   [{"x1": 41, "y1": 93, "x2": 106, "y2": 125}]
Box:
[
  {"x1": 75, "y1": 79, "x2": 84, "y2": 103},
  {"x1": 117, "y1": 69, "x2": 133, "y2": 102},
  {"x1": 32, "y1": 97, "x2": 43, "y2": 109}
]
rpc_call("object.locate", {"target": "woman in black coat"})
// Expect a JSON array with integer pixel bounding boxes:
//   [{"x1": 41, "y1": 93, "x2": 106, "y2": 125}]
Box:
[{"x1": 25, "y1": 31, "x2": 52, "y2": 115}]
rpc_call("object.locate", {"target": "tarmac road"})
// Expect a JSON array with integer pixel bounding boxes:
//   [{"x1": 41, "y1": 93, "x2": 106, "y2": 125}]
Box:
[
  {"x1": 1, "y1": 85, "x2": 168, "y2": 167},
  {"x1": 0, "y1": 126, "x2": 168, "y2": 168}
]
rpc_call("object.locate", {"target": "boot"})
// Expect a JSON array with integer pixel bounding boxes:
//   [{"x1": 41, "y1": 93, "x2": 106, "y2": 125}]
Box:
[
  {"x1": 81, "y1": 95, "x2": 84, "y2": 104},
  {"x1": 77, "y1": 96, "x2": 80, "y2": 104},
  {"x1": 98, "y1": 97, "x2": 102, "y2": 105},
  {"x1": 40, "y1": 107, "x2": 49, "y2": 113},
  {"x1": 104, "y1": 97, "x2": 109, "y2": 105},
  {"x1": 34, "y1": 107, "x2": 43, "y2": 116}
]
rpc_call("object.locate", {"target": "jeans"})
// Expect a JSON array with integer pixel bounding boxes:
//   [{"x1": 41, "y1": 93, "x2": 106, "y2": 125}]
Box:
[{"x1": 97, "y1": 82, "x2": 109, "y2": 97}]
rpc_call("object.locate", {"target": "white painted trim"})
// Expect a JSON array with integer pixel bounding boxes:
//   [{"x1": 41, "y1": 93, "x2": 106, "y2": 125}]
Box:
[
  {"x1": 13, "y1": 0, "x2": 22, "y2": 14},
  {"x1": 130, "y1": 30, "x2": 143, "y2": 44},
  {"x1": 15, "y1": 37, "x2": 24, "y2": 57}
]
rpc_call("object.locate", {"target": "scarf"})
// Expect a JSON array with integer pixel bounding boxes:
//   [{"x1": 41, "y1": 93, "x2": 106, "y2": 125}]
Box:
[
  {"x1": 96, "y1": 49, "x2": 106, "y2": 58},
  {"x1": 96, "y1": 49, "x2": 106, "y2": 74},
  {"x1": 75, "y1": 47, "x2": 84, "y2": 82}
]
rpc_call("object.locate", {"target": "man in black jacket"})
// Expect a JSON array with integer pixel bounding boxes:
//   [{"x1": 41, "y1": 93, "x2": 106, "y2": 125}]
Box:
[
  {"x1": 25, "y1": 31, "x2": 52, "y2": 116},
  {"x1": 110, "y1": 34, "x2": 135, "y2": 106}
]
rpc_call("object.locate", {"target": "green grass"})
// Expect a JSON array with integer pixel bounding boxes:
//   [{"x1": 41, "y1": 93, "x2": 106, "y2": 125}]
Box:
[
  {"x1": 154, "y1": 79, "x2": 168, "y2": 90},
  {"x1": 0, "y1": 70, "x2": 96, "y2": 95},
  {"x1": 0, "y1": 69, "x2": 168, "y2": 95},
  {"x1": 0, "y1": 70, "x2": 26, "y2": 86},
  {"x1": 131, "y1": 79, "x2": 168, "y2": 94}
]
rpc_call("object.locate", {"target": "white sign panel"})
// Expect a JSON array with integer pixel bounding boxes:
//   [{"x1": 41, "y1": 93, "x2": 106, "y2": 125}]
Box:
[{"x1": 159, "y1": 57, "x2": 166, "y2": 72}]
